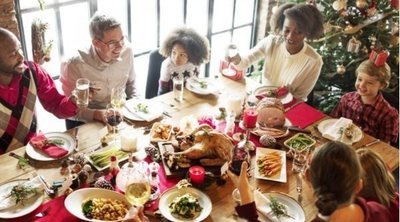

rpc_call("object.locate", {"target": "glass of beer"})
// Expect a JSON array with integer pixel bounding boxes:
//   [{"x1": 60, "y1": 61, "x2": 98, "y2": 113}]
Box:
[{"x1": 74, "y1": 78, "x2": 90, "y2": 107}]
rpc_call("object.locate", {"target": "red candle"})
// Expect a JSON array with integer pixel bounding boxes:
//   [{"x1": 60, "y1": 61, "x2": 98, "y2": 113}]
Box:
[
  {"x1": 189, "y1": 166, "x2": 205, "y2": 185},
  {"x1": 243, "y1": 108, "x2": 258, "y2": 128}
]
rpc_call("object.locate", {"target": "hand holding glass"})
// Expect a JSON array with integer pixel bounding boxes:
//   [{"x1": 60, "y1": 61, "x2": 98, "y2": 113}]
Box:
[{"x1": 74, "y1": 78, "x2": 90, "y2": 107}]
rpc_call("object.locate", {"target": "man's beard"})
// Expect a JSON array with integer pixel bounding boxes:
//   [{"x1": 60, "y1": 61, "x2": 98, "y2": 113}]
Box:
[{"x1": 0, "y1": 61, "x2": 26, "y2": 75}]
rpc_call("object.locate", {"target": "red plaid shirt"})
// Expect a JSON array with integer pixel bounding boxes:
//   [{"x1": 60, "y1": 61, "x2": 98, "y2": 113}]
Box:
[{"x1": 331, "y1": 92, "x2": 399, "y2": 145}]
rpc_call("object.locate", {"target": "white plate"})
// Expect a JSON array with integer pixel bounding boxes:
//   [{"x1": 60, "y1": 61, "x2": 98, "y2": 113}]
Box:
[
  {"x1": 317, "y1": 119, "x2": 363, "y2": 144},
  {"x1": 253, "y1": 86, "x2": 294, "y2": 105},
  {"x1": 26, "y1": 132, "x2": 75, "y2": 161},
  {"x1": 0, "y1": 180, "x2": 44, "y2": 219},
  {"x1": 255, "y1": 148, "x2": 287, "y2": 183},
  {"x1": 85, "y1": 146, "x2": 137, "y2": 171},
  {"x1": 262, "y1": 192, "x2": 305, "y2": 222},
  {"x1": 159, "y1": 187, "x2": 212, "y2": 222},
  {"x1": 65, "y1": 188, "x2": 130, "y2": 222},
  {"x1": 186, "y1": 78, "x2": 219, "y2": 95},
  {"x1": 123, "y1": 99, "x2": 163, "y2": 121}
]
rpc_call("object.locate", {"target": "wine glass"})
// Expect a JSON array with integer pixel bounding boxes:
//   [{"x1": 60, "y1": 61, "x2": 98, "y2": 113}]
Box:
[
  {"x1": 125, "y1": 164, "x2": 151, "y2": 206},
  {"x1": 111, "y1": 87, "x2": 126, "y2": 109},
  {"x1": 224, "y1": 44, "x2": 238, "y2": 76},
  {"x1": 120, "y1": 127, "x2": 138, "y2": 168},
  {"x1": 105, "y1": 104, "x2": 123, "y2": 145}
]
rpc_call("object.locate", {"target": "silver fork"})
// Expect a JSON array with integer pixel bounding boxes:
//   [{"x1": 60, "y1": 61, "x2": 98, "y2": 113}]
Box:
[{"x1": 35, "y1": 206, "x2": 51, "y2": 218}]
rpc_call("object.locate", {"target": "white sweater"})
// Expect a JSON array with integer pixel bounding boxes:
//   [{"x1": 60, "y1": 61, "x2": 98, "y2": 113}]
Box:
[{"x1": 237, "y1": 35, "x2": 323, "y2": 101}]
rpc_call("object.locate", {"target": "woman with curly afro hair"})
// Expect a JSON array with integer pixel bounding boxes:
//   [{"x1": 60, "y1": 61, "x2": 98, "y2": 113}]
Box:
[
  {"x1": 228, "y1": 3, "x2": 324, "y2": 101},
  {"x1": 158, "y1": 26, "x2": 210, "y2": 95}
]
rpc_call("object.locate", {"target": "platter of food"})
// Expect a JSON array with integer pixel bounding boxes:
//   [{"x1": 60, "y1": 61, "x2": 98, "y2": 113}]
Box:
[
  {"x1": 26, "y1": 132, "x2": 75, "y2": 161},
  {"x1": 159, "y1": 187, "x2": 211, "y2": 222},
  {"x1": 255, "y1": 148, "x2": 287, "y2": 183},
  {"x1": 255, "y1": 191, "x2": 305, "y2": 222},
  {"x1": 85, "y1": 146, "x2": 129, "y2": 171},
  {"x1": 65, "y1": 188, "x2": 130, "y2": 222},
  {"x1": 149, "y1": 122, "x2": 172, "y2": 143},
  {"x1": 123, "y1": 99, "x2": 163, "y2": 122},
  {"x1": 0, "y1": 179, "x2": 44, "y2": 219},
  {"x1": 185, "y1": 78, "x2": 219, "y2": 95},
  {"x1": 251, "y1": 119, "x2": 292, "y2": 138},
  {"x1": 284, "y1": 133, "x2": 316, "y2": 151}
]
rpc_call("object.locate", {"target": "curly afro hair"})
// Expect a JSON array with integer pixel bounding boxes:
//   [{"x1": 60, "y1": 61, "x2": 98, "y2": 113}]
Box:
[
  {"x1": 270, "y1": 3, "x2": 324, "y2": 40},
  {"x1": 159, "y1": 27, "x2": 210, "y2": 65}
]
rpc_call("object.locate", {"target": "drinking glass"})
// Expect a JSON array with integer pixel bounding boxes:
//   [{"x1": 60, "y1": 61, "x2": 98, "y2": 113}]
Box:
[
  {"x1": 125, "y1": 164, "x2": 151, "y2": 206},
  {"x1": 111, "y1": 87, "x2": 126, "y2": 109},
  {"x1": 105, "y1": 104, "x2": 123, "y2": 145},
  {"x1": 120, "y1": 128, "x2": 138, "y2": 168},
  {"x1": 224, "y1": 44, "x2": 238, "y2": 76},
  {"x1": 292, "y1": 146, "x2": 311, "y2": 174},
  {"x1": 74, "y1": 78, "x2": 90, "y2": 107},
  {"x1": 173, "y1": 78, "x2": 184, "y2": 102}
]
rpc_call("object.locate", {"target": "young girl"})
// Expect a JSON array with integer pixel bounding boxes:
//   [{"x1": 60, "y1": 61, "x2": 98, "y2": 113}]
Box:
[
  {"x1": 356, "y1": 148, "x2": 399, "y2": 222},
  {"x1": 158, "y1": 27, "x2": 210, "y2": 95},
  {"x1": 308, "y1": 141, "x2": 393, "y2": 222}
]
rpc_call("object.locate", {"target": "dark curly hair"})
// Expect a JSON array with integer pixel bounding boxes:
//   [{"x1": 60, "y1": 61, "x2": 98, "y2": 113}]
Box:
[
  {"x1": 270, "y1": 3, "x2": 324, "y2": 40},
  {"x1": 309, "y1": 141, "x2": 362, "y2": 216},
  {"x1": 159, "y1": 27, "x2": 210, "y2": 65}
]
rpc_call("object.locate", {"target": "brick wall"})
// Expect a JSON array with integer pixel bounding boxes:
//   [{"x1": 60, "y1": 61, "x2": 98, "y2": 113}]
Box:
[{"x1": 0, "y1": 0, "x2": 19, "y2": 37}]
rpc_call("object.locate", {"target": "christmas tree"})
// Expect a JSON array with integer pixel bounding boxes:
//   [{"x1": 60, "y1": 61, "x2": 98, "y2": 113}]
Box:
[{"x1": 309, "y1": 0, "x2": 399, "y2": 113}]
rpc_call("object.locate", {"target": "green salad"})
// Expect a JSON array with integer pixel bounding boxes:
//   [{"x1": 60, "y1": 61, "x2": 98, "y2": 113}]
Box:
[
  {"x1": 285, "y1": 134, "x2": 314, "y2": 150},
  {"x1": 169, "y1": 193, "x2": 203, "y2": 219}
]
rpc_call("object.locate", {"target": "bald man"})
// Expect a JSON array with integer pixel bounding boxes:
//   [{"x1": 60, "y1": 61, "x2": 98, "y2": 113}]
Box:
[{"x1": 0, "y1": 27, "x2": 78, "y2": 153}]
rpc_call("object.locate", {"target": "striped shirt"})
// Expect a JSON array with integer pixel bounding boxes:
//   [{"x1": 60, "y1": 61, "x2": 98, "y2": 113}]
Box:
[{"x1": 331, "y1": 92, "x2": 399, "y2": 144}]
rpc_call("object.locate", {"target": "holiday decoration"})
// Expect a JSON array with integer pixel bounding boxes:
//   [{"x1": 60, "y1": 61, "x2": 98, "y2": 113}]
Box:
[
  {"x1": 356, "y1": 0, "x2": 368, "y2": 8},
  {"x1": 347, "y1": 37, "x2": 362, "y2": 53},
  {"x1": 369, "y1": 49, "x2": 390, "y2": 67},
  {"x1": 336, "y1": 65, "x2": 346, "y2": 74},
  {"x1": 333, "y1": 0, "x2": 347, "y2": 11}
]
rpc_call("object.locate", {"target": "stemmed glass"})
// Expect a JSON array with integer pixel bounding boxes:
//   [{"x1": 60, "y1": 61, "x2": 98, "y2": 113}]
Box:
[
  {"x1": 120, "y1": 127, "x2": 138, "y2": 168},
  {"x1": 105, "y1": 104, "x2": 123, "y2": 145},
  {"x1": 224, "y1": 44, "x2": 238, "y2": 76},
  {"x1": 125, "y1": 162, "x2": 151, "y2": 207},
  {"x1": 111, "y1": 87, "x2": 126, "y2": 109}
]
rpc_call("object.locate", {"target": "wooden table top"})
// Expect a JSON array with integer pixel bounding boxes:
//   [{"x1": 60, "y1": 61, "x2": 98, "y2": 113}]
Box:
[{"x1": 0, "y1": 76, "x2": 398, "y2": 222}]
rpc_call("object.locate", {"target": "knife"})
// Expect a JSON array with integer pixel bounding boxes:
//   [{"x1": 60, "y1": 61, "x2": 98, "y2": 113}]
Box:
[
  {"x1": 287, "y1": 126, "x2": 312, "y2": 134},
  {"x1": 356, "y1": 139, "x2": 380, "y2": 149},
  {"x1": 73, "y1": 127, "x2": 79, "y2": 152}
]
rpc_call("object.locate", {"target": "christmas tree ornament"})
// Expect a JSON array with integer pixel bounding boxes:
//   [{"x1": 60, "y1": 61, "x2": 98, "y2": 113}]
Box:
[
  {"x1": 347, "y1": 37, "x2": 361, "y2": 53},
  {"x1": 337, "y1": 65, "x2": 346, "y2": 75},
  {"x1": 367, "y1": 7, "x2": 377, "y2": 17},
  {"x1": 333, "y1": 0, "x2": 347, "y2": 11},
  {"x1": 369, "y1": 50, "x2": 390, "y2": 67},
  {"x1": 391, "y1": 0, "x2": 399, "y2": 10},
  {"x1": 356, "y1": 0, "x2": 368, "y2": 8}
]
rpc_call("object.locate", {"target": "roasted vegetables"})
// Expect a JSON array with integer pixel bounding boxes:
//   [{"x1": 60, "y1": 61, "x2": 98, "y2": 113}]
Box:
[{"x1": 89, "y1": 147, "x2": 128, "y2": 168}]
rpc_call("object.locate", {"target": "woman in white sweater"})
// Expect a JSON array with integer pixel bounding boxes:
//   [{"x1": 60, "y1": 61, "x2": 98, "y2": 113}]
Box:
[{"x1": 230, "y1": 3, "x2": 324, "y2": 101}]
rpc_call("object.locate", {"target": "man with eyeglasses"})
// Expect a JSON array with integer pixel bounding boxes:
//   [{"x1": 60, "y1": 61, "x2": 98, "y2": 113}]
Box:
[{"x1": 61, "y1": 12, "x2": 137, "y2": 129}]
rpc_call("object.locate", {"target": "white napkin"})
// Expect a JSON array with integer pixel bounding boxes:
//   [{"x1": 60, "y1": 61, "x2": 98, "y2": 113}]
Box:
[
  {"x1": 322, "y1": 117, "x2": 353, "y2": 141},
  {"x1": 254, "y1": 190, "x2": 280, "y2": 222},
  {"x1": 125, "y1": 103, "x2": 160, "y2": 122},
  {"x1": 0, "y1": 176, "x2": 44, "y2": 210}
]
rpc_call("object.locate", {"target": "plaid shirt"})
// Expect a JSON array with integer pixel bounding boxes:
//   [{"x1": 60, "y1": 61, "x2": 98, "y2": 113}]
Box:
[{"x1": 331, "y1": 92, "x2": 399, "y2": 145}]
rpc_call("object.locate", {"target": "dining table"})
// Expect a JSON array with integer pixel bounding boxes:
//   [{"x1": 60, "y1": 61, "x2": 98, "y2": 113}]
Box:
[{"x1": 0, "y1": 75, "x2": 398, "y2": 222}]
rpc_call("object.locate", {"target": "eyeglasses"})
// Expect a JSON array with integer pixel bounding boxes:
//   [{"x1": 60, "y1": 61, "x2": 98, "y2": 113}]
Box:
[{"x1": 97, "y1": 36, "x2": 126, "y2": 50}]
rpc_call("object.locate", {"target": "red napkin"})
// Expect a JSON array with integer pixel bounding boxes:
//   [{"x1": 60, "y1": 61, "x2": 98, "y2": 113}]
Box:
[
  {"x1": 285, "y1": 103, "x2": 325, "y2": 128},
  {"x1": 30, "y1": 134, "x2": 68, "y2": 158},
  {"x1": 9, "y1": 195, "x2": 79, "y2": 222},
  {"x1": 255, "y1": 86, "x2": 289, "y2": 100}
]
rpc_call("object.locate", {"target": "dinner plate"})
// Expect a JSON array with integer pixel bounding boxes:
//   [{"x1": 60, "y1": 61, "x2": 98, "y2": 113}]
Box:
[
  {"x1": 255, "y1": 148, "x2": 287, "y2": 183},
  {"x1": 317, "y1": 119, "x2": 363, "y2": 144},
  {"x1": 25, "y1": 132, "x2": 75, "y2": 161},
  {"x1": 123, "y1": 99, "x2": 163, "y2": 121},
  {"x1": 185, "y1": 78, "x2": 219, "y2": 95},
  {"x1": 253, "y1": 86, "x2": 294, "y2": 105},
  {"x1": 159, "y1": 187, "x2": 212, "y2": 222},
  {"x1": 65, "y1": 188, "x2": 130, "y2": 222},
  {"x1": 0, "y1": 180, "x2": 44, "y2": 219},
  {"x1": 261, "y1": 192, "x2": 305, "y2": 222}
]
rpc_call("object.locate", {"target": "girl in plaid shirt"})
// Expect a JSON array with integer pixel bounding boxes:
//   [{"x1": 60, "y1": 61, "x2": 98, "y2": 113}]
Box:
[{"x1": 331, "y1": 59, "x2": 398, "y2": 145}]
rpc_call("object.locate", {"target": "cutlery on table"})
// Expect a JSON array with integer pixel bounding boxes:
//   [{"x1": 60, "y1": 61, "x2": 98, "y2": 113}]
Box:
[
  {"x1": 73, "y1": 127, "x2": 79, "y2": 152},
  {"x1": 284, "y1": 101, "x2": 303, "y2": 112},
  {"x1": 37, "y1": 175, "x2": 56, "y2": 197},
  {"x1": 9, "y1": 152, "x2": 30, "y2": 164},
  {"x1": 35, "y1": 206, "x2": 51, "y2": 218},
  {"x1": 296, "y1": 173, "x2": 303, "y2": 204},
  {"x1": 356, "y1": 139, "x2": 380, "y2": 149}
]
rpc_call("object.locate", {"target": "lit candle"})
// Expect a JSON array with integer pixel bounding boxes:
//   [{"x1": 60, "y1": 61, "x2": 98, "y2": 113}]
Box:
[
  {"x1": 243, "y1": 107, "x2": 258, "y2": 128},
  {"x1": 189, "y1": 166, "x2": 205, "y2": 185}
]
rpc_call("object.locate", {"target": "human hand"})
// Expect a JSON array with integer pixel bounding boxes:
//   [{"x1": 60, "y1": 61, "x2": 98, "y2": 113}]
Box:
[
  {"x1": 227, "y1": 161, "x2": 254, "y2": 205},
  {"x1": 123, "y1": 205, "x2": 149, "y2": 222},
  {"x1": 93, "y1": 109, "x2": 106, "y2": 123}
]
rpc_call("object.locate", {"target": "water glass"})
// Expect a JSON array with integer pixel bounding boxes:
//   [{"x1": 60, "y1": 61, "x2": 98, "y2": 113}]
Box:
[
  {"x1": 75, "y1": 78, "x2": 90, "y2": 107},
  {"x1": 292, "y1": 146, "x2": 311, "y2": 174},
  {"x1": 173, "y1": 78, "x2": 184, "y2": 102}
]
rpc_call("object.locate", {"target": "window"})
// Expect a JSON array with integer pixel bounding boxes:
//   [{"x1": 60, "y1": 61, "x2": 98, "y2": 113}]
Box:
[{"x1": 16, "y1": 0, "x2": 258, "y2": 96}]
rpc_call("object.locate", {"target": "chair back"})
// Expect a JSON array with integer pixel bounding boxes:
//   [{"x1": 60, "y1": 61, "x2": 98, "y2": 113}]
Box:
[{"x1": 145, "y1": 49, "x2": 165, "y2": 99}]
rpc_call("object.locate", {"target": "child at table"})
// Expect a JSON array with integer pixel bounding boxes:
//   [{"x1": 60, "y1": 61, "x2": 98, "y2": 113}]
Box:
[
  {"x1": 229, "y1": 141, "x2": 393, "y2": 222},
  {"x1": 158, "y1": 26, "x2": 210, "y2": 95},
  {"x1": 356, "y1": 148, "x2": 399, "y2": 222},
  {"x1": 331, "y1": 59, "x2": 398, "y2": 145}
]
